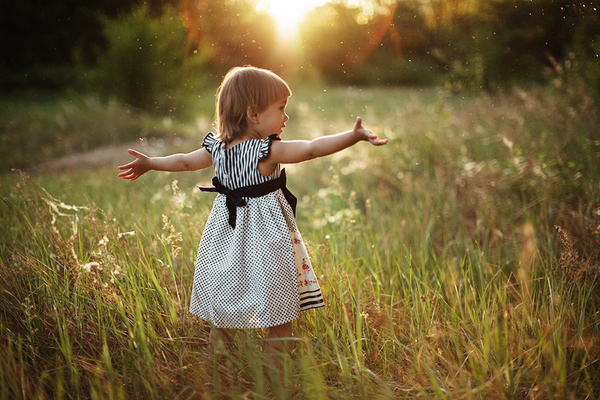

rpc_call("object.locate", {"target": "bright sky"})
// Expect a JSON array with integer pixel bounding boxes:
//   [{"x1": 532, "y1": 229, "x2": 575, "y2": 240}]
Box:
[{"x1": 256, "y1": 0, "x2": 330, "y2": 42}]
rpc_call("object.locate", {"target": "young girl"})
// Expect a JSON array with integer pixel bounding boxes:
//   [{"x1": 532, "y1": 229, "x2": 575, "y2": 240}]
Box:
[{"x1": 118, "y1": 66, "x2": 387, "y2": 356}]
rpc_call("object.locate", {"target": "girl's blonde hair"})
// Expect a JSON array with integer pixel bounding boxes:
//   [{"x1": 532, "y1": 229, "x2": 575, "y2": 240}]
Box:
[{"x1": 215, "y1": 66, "x2": 291, "y2": 143}]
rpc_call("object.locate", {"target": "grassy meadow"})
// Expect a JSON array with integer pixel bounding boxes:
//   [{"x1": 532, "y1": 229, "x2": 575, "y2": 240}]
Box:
[{"x1": 1, "y1": 81, "x2": 599, "y2": 399}]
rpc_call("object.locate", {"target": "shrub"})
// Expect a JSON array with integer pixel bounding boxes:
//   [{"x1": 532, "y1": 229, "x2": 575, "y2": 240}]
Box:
[
  {"x1": 82, "y1": 5, "x2": 206, "y2": 114},
  {"x1": 574, "y1": 33, "x2": 600, "y2": 107},
  {"x1": 346, "y1": 56, "x2": 442, "y2": 86}
]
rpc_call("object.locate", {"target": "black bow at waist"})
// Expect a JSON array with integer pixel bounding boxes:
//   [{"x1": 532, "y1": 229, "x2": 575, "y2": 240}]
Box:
[{"x1": 198, "y1": 168, "x2": 297, "y2": 229}]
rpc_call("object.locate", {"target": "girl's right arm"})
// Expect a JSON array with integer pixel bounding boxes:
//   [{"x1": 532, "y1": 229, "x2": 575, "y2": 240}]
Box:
[
  {"x1": 262, "y1": 117, "x2": 386, "y2": 173},
  {"x1": 117, "y1": 147, "x2": 213, "y2": 181}
]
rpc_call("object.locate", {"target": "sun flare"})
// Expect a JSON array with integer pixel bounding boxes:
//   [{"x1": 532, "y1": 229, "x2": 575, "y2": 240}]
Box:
[{"x1": 256, "y1": 0, "x2": 330, "y2": 42}]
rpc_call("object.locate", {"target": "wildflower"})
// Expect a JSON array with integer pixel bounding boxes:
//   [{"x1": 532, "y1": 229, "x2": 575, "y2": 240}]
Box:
[
  {"x1": 161, "y1": 214, "x2": 183, "y2": 257},
  {"x1": 82, "y1": 261, "x2": 100, "y2": 272}
]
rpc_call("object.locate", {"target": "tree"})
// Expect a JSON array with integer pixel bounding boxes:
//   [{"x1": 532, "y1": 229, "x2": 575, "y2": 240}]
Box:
[{"x1": 0, "y1": 0, "x2": 142, "y2": 90}]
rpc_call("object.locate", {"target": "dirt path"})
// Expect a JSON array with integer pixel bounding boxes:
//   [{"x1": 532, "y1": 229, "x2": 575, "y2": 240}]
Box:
[
  {"x1": 27, "y1": 137, "x2": 199, "y2": 174},
  {"x1": 28, "y1": 143, "x2": 134, "y2": 174}
]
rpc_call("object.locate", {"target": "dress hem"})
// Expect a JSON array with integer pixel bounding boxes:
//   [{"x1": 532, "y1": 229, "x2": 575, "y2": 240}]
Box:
[{"x1": 190, "y1": 312, "x2": 301, "y2": 329}]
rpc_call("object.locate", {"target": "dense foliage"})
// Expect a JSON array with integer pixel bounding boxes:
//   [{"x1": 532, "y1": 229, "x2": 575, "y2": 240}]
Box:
[{"x1": 2, "y1": 0, "x2": 599, "y2": 108}]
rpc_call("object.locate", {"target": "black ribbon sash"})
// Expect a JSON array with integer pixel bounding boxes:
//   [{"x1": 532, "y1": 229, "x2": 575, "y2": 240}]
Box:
[{"x1": 198, "y1": 168, "x2": 297, "y2": 229}]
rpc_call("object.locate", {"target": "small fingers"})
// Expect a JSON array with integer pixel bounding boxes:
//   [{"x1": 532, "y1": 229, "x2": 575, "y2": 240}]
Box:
[
  {"x1": 119, "y1": 172, "x2": 140, "y2": 181},
  {"x1": 117, "y1": 162, "x2": 134, "y2": 170},
  {"x1": 117, "y1": 170, "x2": 133, "y2": 180},
  {"x1": 127, "y1": 148, "x2": 145, "y2": 158},
  {"x1": 117, "y1": 164, "x2": 143, "y2": 180},
  {"x1": 370, "y1": 138, "x2": 388, "y2": 146},
  {"x1": 354, "y1": 116, "x2": 363, "y2": 130},
  {"x1": 366, "y1": 132, "x2": 388, "y2": 146},
  {"x1": 118, "y1": 149, "x2": 147, "y2": 178}
]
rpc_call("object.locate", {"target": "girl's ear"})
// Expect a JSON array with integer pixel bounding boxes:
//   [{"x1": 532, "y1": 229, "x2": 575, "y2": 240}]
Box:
[{"x1": 246, "y1": 106, "x2": 259, "y2": 124}]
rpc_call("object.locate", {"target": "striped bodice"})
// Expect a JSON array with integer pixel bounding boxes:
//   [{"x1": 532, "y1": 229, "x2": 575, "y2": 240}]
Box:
[{"x1": 203, "y1": 133, "x2": 279, "y2": 190}]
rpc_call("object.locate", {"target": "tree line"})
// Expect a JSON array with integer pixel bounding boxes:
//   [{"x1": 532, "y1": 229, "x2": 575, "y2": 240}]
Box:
[{"x1": 1, "y1": 0, "x2": 598, "y2": 110}]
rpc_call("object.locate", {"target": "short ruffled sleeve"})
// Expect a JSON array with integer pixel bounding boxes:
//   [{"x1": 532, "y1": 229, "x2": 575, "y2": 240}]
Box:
[
  {"x1": 258, "y1": 134, "x2": 281, "y2": 162},
  {"x1": 202, "y1": 133, "x2": 218, "y2": 155}
]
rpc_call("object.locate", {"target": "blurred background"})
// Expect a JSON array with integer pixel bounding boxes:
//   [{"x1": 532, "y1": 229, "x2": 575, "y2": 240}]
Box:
[
  {"x1": 1, "y1": 0, "x2": 598, "y2": 171},
  {"x1": 2, "y1": 0, "x2": 598, "y2": 105}
]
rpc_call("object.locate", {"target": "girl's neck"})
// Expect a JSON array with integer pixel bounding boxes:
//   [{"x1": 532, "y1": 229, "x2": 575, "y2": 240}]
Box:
[{"x1": 226, "y1": 131, "x2": 262, "y2": 148}]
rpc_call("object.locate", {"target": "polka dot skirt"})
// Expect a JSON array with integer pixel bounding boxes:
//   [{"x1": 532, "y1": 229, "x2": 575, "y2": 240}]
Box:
[{"x1": 189, "y1": 133, "x2": 324, "y2": 329}]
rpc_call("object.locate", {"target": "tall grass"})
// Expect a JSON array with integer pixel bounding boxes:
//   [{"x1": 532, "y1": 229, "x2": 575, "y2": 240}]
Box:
[
  {"x1": 1, "y1": 82, "x2": 599, "y2": 399},
  {"x1": 0, "y1": 92, "x2": 214, "y2": 173}
]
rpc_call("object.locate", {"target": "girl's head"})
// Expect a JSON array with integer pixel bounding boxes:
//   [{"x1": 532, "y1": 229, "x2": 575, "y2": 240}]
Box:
[{"x1": 215, "y1": 66, "x2": 291, "y2": 142}]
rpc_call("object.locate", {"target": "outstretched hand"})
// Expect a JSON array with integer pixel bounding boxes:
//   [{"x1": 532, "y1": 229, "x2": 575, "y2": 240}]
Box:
[
  {"x1": 354, "y1": 117, "x2": 388, "y2": 146},
  {"x1": 117, "y1": 149, "x2": 151, "y2": 181}
]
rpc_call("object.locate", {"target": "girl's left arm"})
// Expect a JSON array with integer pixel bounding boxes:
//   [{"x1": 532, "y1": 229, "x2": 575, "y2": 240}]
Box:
[{"x1": 118, "y1": 147, "x2": 213, "y2": 181}]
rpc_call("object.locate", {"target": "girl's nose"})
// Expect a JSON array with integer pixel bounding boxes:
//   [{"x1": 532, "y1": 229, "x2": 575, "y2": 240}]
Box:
[{"x1": 284, "y1": 113, "x2": 289, "y2": 122}]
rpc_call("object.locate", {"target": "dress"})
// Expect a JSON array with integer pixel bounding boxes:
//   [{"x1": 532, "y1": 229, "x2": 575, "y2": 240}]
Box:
[{"x1": 189, "y1": 133, "x2": 324, "y2": 329}]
